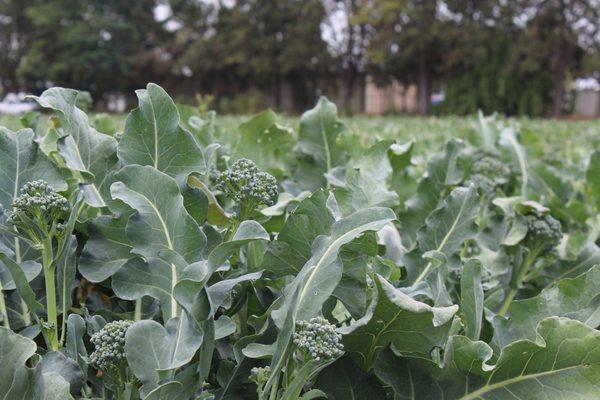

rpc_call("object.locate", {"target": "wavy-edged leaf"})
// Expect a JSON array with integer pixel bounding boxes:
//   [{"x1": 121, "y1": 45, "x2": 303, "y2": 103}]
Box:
[
  {"x1": 0, "y1": 327, "x2": 75, "y2": 399},
  {"x1": 335, "y1": 139, "x2": 399, "y2": 214},
  {"x1": 110, "y1": 165, "x2": 205, "y2": 263},
  {"x1": 492, "y1": 265, "x2": 600, "y2": 348},
  {"x1": 118, "y1": 83, "x2": 205, "y2": 184},
  {"x1": 458, "y1": 318, "x2": 600, "y2": 399},
  {"x1": 261, "y1": 189, "x2": 334, "y2": 277},
  {"x1": 233, "y1": 109, "x2": 295, "y2": 177},
  {"x1": 295, "y1": 97, "x2": 347, "y2": 189},
  {"x1": 406, "y1": 185, "x2": 479, "y2": 287},
  {"x1": 79, "y1": 214, "x2": 133, "y2": 282},
  {"x1": 399, "y1": 139, "x2": 465, "y2": 249},
  {"x1": 32, "y1": 88, "x2": 118, "y2": 207},
  {"x1": 317, "y1": 357, "x2": 386, "y2": 399},
  {"x1": 110, "y1": 165, "x2": 206, "y2": 318},
  {"x1": 125, "y1": 318, "x2": 203, "y2": 396},
  {"x1": 341, "y1": 275, "x2": 458, "y2": 370}
]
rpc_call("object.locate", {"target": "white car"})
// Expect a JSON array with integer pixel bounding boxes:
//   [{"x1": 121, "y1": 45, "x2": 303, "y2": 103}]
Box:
[{"x1": 0, "y1": 92, "x2": 39, "y2": 115}]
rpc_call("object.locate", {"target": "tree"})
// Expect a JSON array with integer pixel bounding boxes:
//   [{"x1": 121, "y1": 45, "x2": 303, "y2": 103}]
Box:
[
  {"x1": 358, "y1": 0, "x2": 447, "y2": 115},
  {"x1": 521, "y1": 0, "x2": 600, "y2": 117},
  {"x1": 17, "y1": 0, "x2": 169, "y2": 99},
  {"x1": 0, "y1": 0, "x2": 35, "y2": 93}
]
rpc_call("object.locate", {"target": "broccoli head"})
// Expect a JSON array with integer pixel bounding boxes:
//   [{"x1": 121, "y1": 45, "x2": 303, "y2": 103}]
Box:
[
  {"x1": 89, "y1": 320, "x2": 133, "y2": 373},
  {"x1": 215, "y1": 158, "x2": 278, "y2": 220},
  {"x1": 7, "y1": 180, "x2": 69, "y2": 244},
  {"x1": 249, "y1": 366, "x2": 271, "y2": 398},
  {"x1": 292, "y1": 317, "x2": 344, "y2": 362},
  {"x1": 467, "y1": 153, "x2": 511, "y2": 192},
  {"x1": 523, "y1": 211, "x2": 562, "y2": 253}
]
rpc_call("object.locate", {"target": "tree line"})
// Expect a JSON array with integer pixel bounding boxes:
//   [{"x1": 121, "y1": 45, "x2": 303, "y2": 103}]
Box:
[{"x1": 0, "y1": 0, "x2": 598, "y2": 116}]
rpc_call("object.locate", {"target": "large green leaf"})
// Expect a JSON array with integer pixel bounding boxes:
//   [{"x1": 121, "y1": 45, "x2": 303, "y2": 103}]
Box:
[
  {"x1": 273, "y1": 207, "x2": 396, "y2": 325},
  {"x1": 125, "y1": 318, "x2": 203, "y2": 397},
  {"x1": 0, "y1": 127, "x2": 66, "y2": 210},
  {"x1": 111, "y1": 165, "x2": 205, "y2": 263},
  {"x1": 0, "y1": 127, "x2": 65, "y2": 309},
  {"x1": 335, "y1": 139, "x2": 399, "y2": 214},
  {"x1": 341, "y1": 275, "x2": 458, "y2": 370},
  {"x1": 110, "y1": 165, "x2": 206, "y2": 318},
  {"x1": 458, "y1": 317, "x2": 600, "y2": 399},
  {"x1": 232, "y1": 110, "x2": 295, "y2": 177},
  {"x1": 317, "y1": 358, "x2": 387, "y2": 399},
  {"x1": 78, "y1": 214, "x2": 133, "y2": 282},
  {"x1": 492, "y1": 265, "x2": 600, "y2": 348},
  {"x1": 32, "y1": 88, "x2": 118, "y2": 207},
  {"x1": 295, "y1": 97, "x2": 347, "y2": 189},
  {"x1": 398, "y1": 139, "x2": 465, "y2": 249},
  {"x1": 0, "y1": 327, "x2": 75, "y2": 399},
  {"x1": 117, "y1": 83, "x2": 205, "y2": 184},
  {"x1": 261, "y1": 189, "x2": 334, "y2": 277},
  {"x1": 406, "y1": 185, "x2": 479, "y2": 288}
]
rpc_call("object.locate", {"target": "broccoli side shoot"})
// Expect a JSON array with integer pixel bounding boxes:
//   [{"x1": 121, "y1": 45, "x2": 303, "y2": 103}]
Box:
[
  {"x1": 523, "y1": 211, "x2": 562, "y2": 255},
  {"x1": 7, "y1": 180, "x2": 69, "y2": 245},
  {"x1": 90, "y1": 320, "x2": 133, "y2": 373},
  {"x1": 216, "y1": 158, "x2": 278, "y2": 221},
  {"x1": 90, "y1": 320, "x2": 135, "y2": 396},
  {"x1": 249, "y1": 366, "x2": 271, "y2": 398},
  {"x1": 498, "y1": 211, "x2": 562, "y2": 316},
  {"x1": 293, "y1": 317, "x2": 344, "y2": 362},
  {"x1": 466, "y1": 153, "x2": 511, "y2": 193}
]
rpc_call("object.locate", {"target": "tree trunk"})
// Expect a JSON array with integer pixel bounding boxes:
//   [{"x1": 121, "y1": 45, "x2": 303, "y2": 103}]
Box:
[
  {"x1": 341, "y1": 68, "x2": 356, "y2": 115},
  {"x1": 272, "y1": 76, "x2": 282, "y2": 111},
  {"x1": 552, "y1": 11, "x2": 567, "y2": 118},
  {"x1": 418, "y1": 54, "x2": 430, "y2": 116}
]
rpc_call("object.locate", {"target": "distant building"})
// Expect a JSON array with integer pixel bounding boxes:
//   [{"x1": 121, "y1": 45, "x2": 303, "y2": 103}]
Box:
[
  {"x1": 573, "y1": 78, "x2": 600, "y2": 118},
  {"x1": 364, "y1": 76, "x2": 418, "y2": 114}
]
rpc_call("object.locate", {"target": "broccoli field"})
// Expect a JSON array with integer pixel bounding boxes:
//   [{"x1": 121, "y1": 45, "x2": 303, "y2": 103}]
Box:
[{"x1": 1, "y1": 84, "x2": 600, "y2": 399}]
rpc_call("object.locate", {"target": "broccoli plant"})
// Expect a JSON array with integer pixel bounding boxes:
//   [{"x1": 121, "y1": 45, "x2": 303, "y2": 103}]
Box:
[
  {"x1": 5, "y1": 180, "x2": 80, "y2": 350},
  {"x1": 89, "y1": 320, "x2": 135, "y2": 399},
  {"x1": 498, "y1": 210, "x2": 562, "y2": 315},
  {"x1": 215, "y1": 158, "x2": 278, "y2": 236},
  {"x1": 261, "y1": 317, "x2": 344, "y2": 400},
  {"x1": 466, "y1": 152, "x2": 511, "y2": 194}
]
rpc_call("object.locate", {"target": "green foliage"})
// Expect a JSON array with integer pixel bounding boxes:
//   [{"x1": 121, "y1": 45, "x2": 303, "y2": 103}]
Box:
[{"x1": 0, "y1": 84, "x2": 598, "y2": 399}]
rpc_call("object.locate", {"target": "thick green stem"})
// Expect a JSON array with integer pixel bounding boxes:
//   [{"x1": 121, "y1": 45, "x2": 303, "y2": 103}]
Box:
[
  {"x1": 14, "y1": 237, "x2": 31, "y2": 326},
  {"x1": 42, "y1": 241, "x2": 59, "y2": 351},
  {"x1": 268, "y1": 371, "x2": 280, "y2": 400},
  {"x1": 134, "y1": 298, "x2": 142, "y2": 321},
  {"x1": 498, "y1": 247, "x2": 541, "y2": 317},
  {"x1": 497, "y1": 288, "x2": 517, "y2": 317}
]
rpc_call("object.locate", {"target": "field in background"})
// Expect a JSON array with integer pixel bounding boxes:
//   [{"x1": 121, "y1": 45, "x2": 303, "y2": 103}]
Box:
[{"x1": 2, "y1": 112, "x2": 598, "y2": 165}]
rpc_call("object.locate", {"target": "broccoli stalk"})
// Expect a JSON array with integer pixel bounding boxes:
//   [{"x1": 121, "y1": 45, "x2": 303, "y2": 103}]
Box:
[
  {"x1": 215, "y1": 159, "x2": 278, "y2": 238},
  {"x1": 498, "y1": 212, "x2": 562, "y2": 316},
  {"x1": 6, "y1": 180, "x2": 75, "y2": 350},
  {"x1": 261, "y1": 317, "x2": 344, "y2": 400},
  {"x1": 89, "y1": 320, "x2": 135, "y2": 399}
]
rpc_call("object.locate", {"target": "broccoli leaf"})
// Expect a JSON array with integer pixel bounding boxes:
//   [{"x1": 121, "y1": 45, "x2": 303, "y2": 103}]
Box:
[{"x1": 118, "y1": 83, "x2": 205, "y2": 185}]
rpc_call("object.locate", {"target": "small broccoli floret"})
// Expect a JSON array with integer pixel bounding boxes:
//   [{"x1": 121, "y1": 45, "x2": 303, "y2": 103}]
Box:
[
  {"x1": 467, "y1": 153, "x2": 510, "y2": 192},
  {"x1": 523, "y1": 212, "x2": 562, "y2": 252},
  {"x1": 292, "y1": 317, "x2": 344, "y2": 362},
  {"x1": 215, "y1": 158, "x2": 278, "y2": 220},
  {"x1": 89, "y1": 320, "x2": 133, "y2": 373},
  {"x1": 249, "y1": 366, "x2": 271, "y2": 398},
  {"x1": 7, "y1": 180, "x2": 69, "y2": 244}
]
